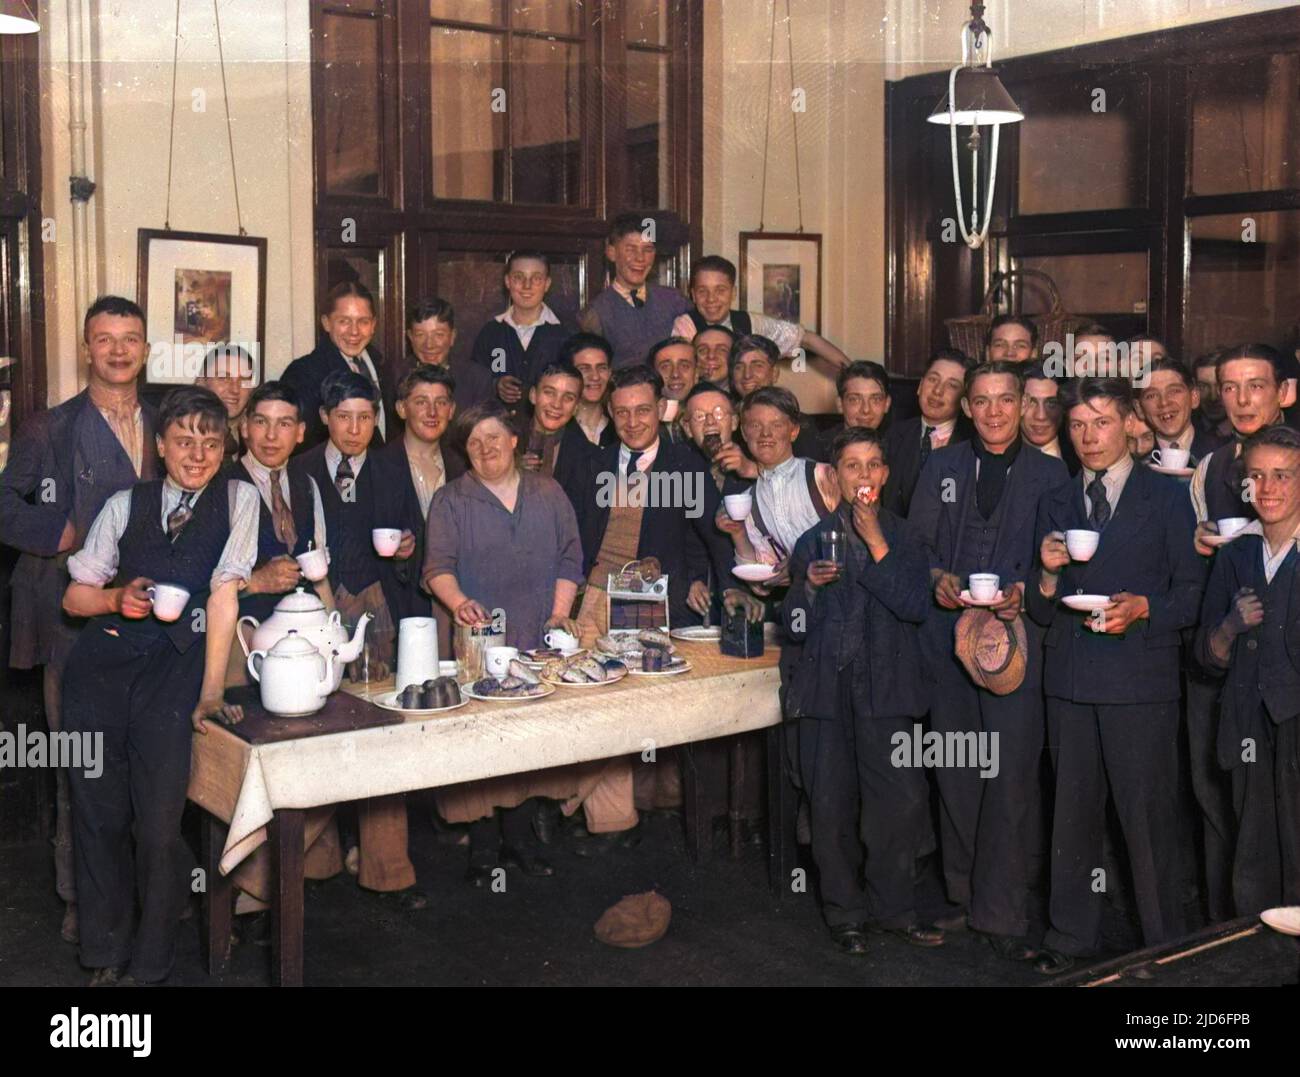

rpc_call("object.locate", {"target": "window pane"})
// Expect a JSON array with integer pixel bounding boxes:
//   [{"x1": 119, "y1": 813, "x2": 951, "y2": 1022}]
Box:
[
  {"x1": 514, "y1": 0, "x2": 584, "y2": 35},
  {"x1": 1016, "y1": 251, "x2": 1150, "y2": 341},
  {"x1": 511, "y1": 37, "x2": 581, "y2": 204},
  {"x1": 430, "y1": 28, "x2": 506, "y2": 201},
  {"x1": 432, "y1": 249, "x2": 583, "y2": 366},
  {"x1": 627, "y1": 48, "x2": 670, "y2": 209},
  {"x1": 429, "y1": 0, "x2": 501, "y2": 25},
  {"x1": 625, "y1": 0, "x2": 669, "y2": 46},
  {"x1": 1014, "y1": 76, "x2": 1149, "y2": 214},
  {"x1": 1186, "y1": 211, "x2": 1300, "y2": 357},
  {"x1": 320, "y1": 13, "x2": 383, "y2": 197},
  {"x1": 1189, "y1": 54, "x2": 1300, "y2": 196}
]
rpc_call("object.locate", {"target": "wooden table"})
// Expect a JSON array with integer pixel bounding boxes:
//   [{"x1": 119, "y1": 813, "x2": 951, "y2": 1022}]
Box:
[{"x1": 189, "y1": 641, "x2": 785, "y2": 986}]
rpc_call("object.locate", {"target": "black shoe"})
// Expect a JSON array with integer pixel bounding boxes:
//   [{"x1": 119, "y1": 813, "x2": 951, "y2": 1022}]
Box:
[
  {"x1": 984, "y1": 932, "x2": 1038, "y2": 962},
  {"x1": 572, "y1": 823, "x2": 642, "y2": 858},
  {"x1": 499, "y1": 845, "x2": 555, "y2": 877},
  {"x1": 1033, "y1": 948, "x2": 1075, "y2": 976},
  {"x1": 88, "y1": 965, "x2": 127, "y2": 988},
  {"x1": 874, "y1": 922, "x2": 946, "y2": 947},
  {"x1": 377, "y1": 886, "x2": 430, "y2": 911},
  {"x1": 533, "y1": 801, "x2": 561, "y2": 846},
  {"x1": 465, "y1": 859, "x2": 497, "y2": 888},
  {"x1": 829, "y1": 924, "x2": 869, "y2": 955},
  {"x1": 933, "y1": 908, "x2": 968, "y2": 931}
]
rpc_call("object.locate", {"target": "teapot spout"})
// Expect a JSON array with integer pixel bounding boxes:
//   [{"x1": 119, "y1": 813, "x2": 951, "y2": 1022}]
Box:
[{"x1": 335, "y1": 612, "x2": 372, "y2": 662}]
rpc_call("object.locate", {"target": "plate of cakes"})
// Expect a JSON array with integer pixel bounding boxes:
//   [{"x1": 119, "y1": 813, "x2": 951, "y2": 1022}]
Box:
[
  {"x1": 462, "y1": 658, "x2": 555, "y2": 702},
  {"x1": 375, "y1": 677, "x2": 468, "y2": 715},
  {"x1": 541, "y1": 654, "x2": 629, "y2": 688},
  {"x1": 595, "y1": 629, "x2": 691, "y2": 676},
  {"x1": 519, "y1": 645, "x2": 588, "y2": 669}
]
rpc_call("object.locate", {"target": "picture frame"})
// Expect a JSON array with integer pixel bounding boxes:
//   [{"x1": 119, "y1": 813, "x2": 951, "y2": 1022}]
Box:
[
  {"x1": 737, "y1": 231, "x2": 822, "y2": 334},
  {"x1": 136, "y1": 228, "x2": 267, "y2": 386}
]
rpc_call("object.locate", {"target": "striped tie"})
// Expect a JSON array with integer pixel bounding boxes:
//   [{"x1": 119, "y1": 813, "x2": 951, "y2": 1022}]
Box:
[
  {"x1": 335, "y1": 454, "x2": 355, "y2": 498},
  {"x1": 167, "y1": 491, "x2": 194, "y2": 542},
  {"x1": 269, "y1": 468, "x2": 298, "y2": 550}
]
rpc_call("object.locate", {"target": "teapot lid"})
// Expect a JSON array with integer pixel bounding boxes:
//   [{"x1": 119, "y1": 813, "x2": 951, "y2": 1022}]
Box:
[
  {"x1": 267, "y1": 629, "x2": 321, "y2": 656},
  {"x1": 273, "y1": 586, "x2": 326, "y2": 615}
]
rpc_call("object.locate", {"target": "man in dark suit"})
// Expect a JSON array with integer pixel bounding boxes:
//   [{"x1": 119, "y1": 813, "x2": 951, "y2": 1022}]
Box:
[
  {"x1": 1028, "y1": 376, "x2": 1207, "y2": 974},
  {"x1": 281, "y1": 281, "x2": 396, "y2": 453},
  {"x1": 573, "y1": 365, "x2": 739, "y2": 637},
  {"x1": 1194, "y1": 425, "x2": 1300, "y2": 915},
  {"x1": 819, "y1": 360, "x2": 893, "y2": 458},
  {"x1": 783, "y1": 428, "x2": 941, "y2": 952},
  {"x1": 518, "y1": 361, "x2": 597, "y2": 551},
  {"x1": 1021, "y1": 361, "x2": 1080, "y2": 475},
  {"x1": 884, "y1": 349, "x2": 974, "y2": 516},
  {"x1": 393, "y1": 298, "x2": 495, "y2": 423},
  {"x1": 909, "y1": 360, "x2": 1068, "y2": 961},
  {"x1": 0, "y1": 294, "x2": 158, "y2": 946}
]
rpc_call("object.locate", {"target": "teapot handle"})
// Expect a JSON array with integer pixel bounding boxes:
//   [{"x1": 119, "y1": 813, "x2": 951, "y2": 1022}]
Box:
[
  {"x1": 247, "y1": 651, "x2": 265, "y2": 683},
  {"x1": 328, "y1": 610, "x2": 343, "y2": 629},
  {"x1": 236, "y1": 616, "x2": 259, "y2": 658}
]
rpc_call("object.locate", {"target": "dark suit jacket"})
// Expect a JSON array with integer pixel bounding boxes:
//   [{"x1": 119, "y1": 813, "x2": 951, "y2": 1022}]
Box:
[
  {"x1": 1189, "y1": 425, "x2": 1229, "y2": 466},
  {"x1": 577, "y1": 439, "x2": 734, "y2": 626},
  {"x1": 883, "y1": 414, "x2": 974, "y2": 516},
  {"x1": 1025, "y1": 462, "x2": 1207, "y2": 704},
  {"x1": 371, "y1": 436, "x2": 468, "y2": 624},
  {"x1": 281, "y1": 339, "x2": 397, "y2": 453},
  {"x1": 908, "y1": 439, "x2": 1068, "y2": 585},
  {"x1": 782, "y1": 507, "x2": 930, "y2": 720},
  {"x1": 0, "y1": 391, "x2": 158, "y2": 667}
]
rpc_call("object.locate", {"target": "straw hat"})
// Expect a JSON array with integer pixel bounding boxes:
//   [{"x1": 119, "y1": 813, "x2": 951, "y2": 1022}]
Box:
[
  {"x1": 594, "y1": 891, "x2": 672, "y2": 948},
  {"x1": 954, "y1": 608, "x2": 1027, "y2": 695}
]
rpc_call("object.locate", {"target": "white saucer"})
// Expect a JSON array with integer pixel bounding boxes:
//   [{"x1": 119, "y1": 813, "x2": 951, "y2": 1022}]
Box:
[
  {"x1": 1061, "y1": 594, "x2": 1115, "y2": 613},
  {"x1": 1260, "y1": 906, "x2": 1300, "y2": 936},
  {"x1": 627, "y1": 659, "x2": 693, "y2": 677},
  {"x1": 732, "y1": 563, "x2": 778, "y2": 584},
  {"x1": 670, "y1": 626, "x2": 722, "y2": 642},
  {"x1": 1148, "y1": 464, "x2": 1195, "y2": 478},
  {"x1": 959, "y1": 589, "x2": 1004, "y2": 608},
  {"x1": 1202, "y1": 532, "x2": 1243, "y2": 548}
]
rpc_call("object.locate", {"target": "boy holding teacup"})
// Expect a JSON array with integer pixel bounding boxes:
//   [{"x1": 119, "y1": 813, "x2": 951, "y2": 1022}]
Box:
[
  {"x1": 1137, "y1": 356, "x2": 1225, "y2": 472},
  {"x1": 1194, "y1": 425, "x2": 1300, "y2": 915},
  {"x1": 59, "y1": 386, "x2": 259, "y2": 985},
  {"x1": 909, "y1": 360, "x2": 1068, "y2": 962}
]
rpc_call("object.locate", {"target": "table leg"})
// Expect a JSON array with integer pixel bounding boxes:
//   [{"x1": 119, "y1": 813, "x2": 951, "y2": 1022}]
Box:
[
  {"x1": 680, "y1": 741, "x2": 711, "y2": 863},
  {"x1": 270, "y1": 807, "x2": 305, "y2": 987},
  {"x1": 200, "y1": 812, "x2": 232, "y2": 976},
  {"x1": 766, "y1": 724, "x2": 797, "y2": 900}
]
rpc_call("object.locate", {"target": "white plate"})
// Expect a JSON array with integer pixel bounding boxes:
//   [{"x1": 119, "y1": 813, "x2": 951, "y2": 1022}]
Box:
[
  {"x1": 1201, "y1": 532, "x2": 1242, "y2": 548},
  {"x1": 959, "y1": 589, "x2": 1004, "y2": 608},
  {"x1": 732, "y1": 564, "x2": 777, "y2": 584},
  {"x1": 627, "y1": 659, "x2": 693, "y2": 677},
  {"x1": 461, "y1": 682, "x2": 556, "y2": 703},
  {"x1": 1061, "y1": 594, "x2": 1116, "y2": 613},
  {"x1": 1148, "y1": 464, "x2": 1195, "y2": 478},
  {"x1": 373, "y1": 690, "x2": 469, "y2": 716},
  {"x1": 670, "y1": 626, "x2": 722, "y2": 642},
  {"x1": 519, "y1": 647, "x2": 586, "y2": 668},
  {"x1": 542, "y1": 660, "x2": 629, "y2": 688},
  {"x1": 1260, "y1": 906, "x2": 1300, "y2": 936}
]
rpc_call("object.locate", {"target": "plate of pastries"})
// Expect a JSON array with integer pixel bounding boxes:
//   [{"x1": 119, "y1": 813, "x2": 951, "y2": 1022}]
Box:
[
  {"x1": 463, "y1": 659, "x2": 556, "y2": 702},
  {"x1": 540, "y1": 654, "x2": 629, "y2": 688}
]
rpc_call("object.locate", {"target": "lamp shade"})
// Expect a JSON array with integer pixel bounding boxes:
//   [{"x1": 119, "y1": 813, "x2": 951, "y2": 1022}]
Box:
[
  {"x1": 0, "y1": 0, "x2": 38, "y2": 34},
  {"x1": 928, "y1": 67, "x2": 1022, "y2": 126}
]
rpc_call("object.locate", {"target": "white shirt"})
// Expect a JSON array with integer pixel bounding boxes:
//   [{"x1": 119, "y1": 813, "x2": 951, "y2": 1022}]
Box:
[
  {"x1": 1037, "y1": 436, "x2": 1062, "y2": 460},
  {"x1": 1156, "y1": 425, "x2": 1195, "y2": 453},
  {"x1": 325, "y1": 442, "x2": 369, "y2": 486},
  {"x1": 239, "y1": 451, "x2": 327, "y2": 550},
  {"x1": 406, "y1": 444, "x2": 447, "y2": 518},
  {"x1": 618, "y1": 437, "x2": 660, "y2": 475},
  {"x1": 496, "y1": 304, "x2": 561, "y2": 350},
  {"x1": 921, "y1": 417, "x2": 958, "y2": 449},
  {"x1": 69, "y1": 477, "x2": 260, "y2": 590},
  {"x1": 1082, "y1": 453, "x2": 1135, "y2": 521},
  {"x1": 1238, "y1": 519, "x2": 1300, "y2": 584},
  {"x1": 672, "y1": 311, "x2": 805, "y2": 358},
  {"x1": 343, "y1": 349, "x2": 386, "y2": 438},
  {"x1": 743, "y1": 454, "x2": 824, "y2": 562}
]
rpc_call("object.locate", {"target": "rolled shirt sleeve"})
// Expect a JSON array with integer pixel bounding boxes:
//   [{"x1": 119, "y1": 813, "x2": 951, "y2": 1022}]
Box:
[
  {"x1": 309, "y1": 476, "x2": 328, "y2": 550},
  {"x1": 551, "y1": 489, "x2": 585, "y2": 585},
  {"x1": 672, "y1": 313, "x2": 698, "y2": 341},
  {"x1": 749, "y1": 313, "x2": 804, "y2": 357},
  {"x1": 66, "y1": 490, "x2": 132, "y2": 586},
  {"x1": 1189, "y1": 453, "x2": 1210, "y2": 523},
  {"x1": 211, "y1": 481, "x2": 261, "y2": 589}
]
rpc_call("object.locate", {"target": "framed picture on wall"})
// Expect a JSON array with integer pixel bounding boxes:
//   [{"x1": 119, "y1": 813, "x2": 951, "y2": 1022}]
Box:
[
  {"x1": 738, "y1": 231, "x2": 822, "y2": 334},
  {"x1": 137, "y1": 228, "x2": 267, "y2": 386}
]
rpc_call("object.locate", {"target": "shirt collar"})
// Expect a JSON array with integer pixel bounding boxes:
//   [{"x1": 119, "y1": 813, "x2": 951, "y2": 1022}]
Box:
[
  {"x1": 1038, "y1": 436, "x2": 1062, "y2": 459},
  {"x1": 1157, "y1": 425, "x2": 1194, "y2": 452},
  {"x1": 240, "y1": 451, "x2": 286, "y2": 483},
  {"x1": 619, "y1": 437, "x2": 660, "y2": 470},
  {"x1": 612, "y1": 279, "x2": 648, "y2": 304},
  {"x1": 759, "y1": 453, "x2": 802, "y2": 480},
  {"x1": 923, "y1": 416, "x2": 957, "y2": 437},
  {"x1": 497, "y1": 304, "x2": 560, "y2": 329},
  {"x1": 163, "y1": 475, "x2": 207, "y2": 501},
  {"x1": 1240, "y1": 518, "x2": 1300, "y2": 552},
  {"x1": 326, "y1": 441, "x2": 367, "y2": 471},
  {"x1": 1083, "y1": 453, "x2": 1134, "y2": 487}
]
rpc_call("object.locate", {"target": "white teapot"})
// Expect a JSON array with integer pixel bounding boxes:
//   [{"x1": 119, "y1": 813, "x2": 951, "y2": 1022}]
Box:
[
  {"x1": 236, "y1": 587, "x2": 370, "y2": 691},
  {"x1": 247, "y1": 630, "x2": 337, "y2": 717}
]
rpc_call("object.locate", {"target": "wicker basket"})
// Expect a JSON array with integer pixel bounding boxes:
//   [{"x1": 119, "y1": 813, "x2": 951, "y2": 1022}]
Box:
[{"x1": 945, "y1": 268, "x2": 1077, "y2": 361}]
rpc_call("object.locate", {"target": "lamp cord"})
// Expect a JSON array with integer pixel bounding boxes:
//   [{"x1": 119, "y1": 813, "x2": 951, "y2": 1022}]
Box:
[
  {"x1": 784, "y1": 0, "x2": 804, "y2": 233},
  {"x1": 758, "y1": 0, "x2": 777, "y2": 231},
  {"x1": 163, "y1": 0, "x2": 181, "y2": 229},
  {"x1": 212, "y1": 0, "x2": 246, "y2": 235}
]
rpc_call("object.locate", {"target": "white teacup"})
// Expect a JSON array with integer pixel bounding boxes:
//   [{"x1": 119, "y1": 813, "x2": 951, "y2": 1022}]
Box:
[
  {"x1": 1150, "y1": 447, "x2": 1190, "y2": 470},
  {"x1": 485, "y1": 646, "x2": 519, "y2": 678},
  {"x1": 438, "y1": 660, "x2": 459, "y2": 678},
  {"x1": 296, "y1": 548, "x2": 329, "y2": 581},
  {"x1": 544, "y1": 627, "x2": 579, "y2": 652},
  {"x1": 969, "y1": 573, "x2": 1000, "y2": 602},
  {"x1": 149, "y1": 583, "x2": 191, "y2": 623},
  {"x1": 1065, "y1": 528, "x2": 1101, "y2": 561},
  {"x1": 1216, "y1": 517, "x2": 1250, "y2": 539},
  {"x1": 372, "y1": 528, "x2": 402, "y2": 557},
  {"x1": 724, "y1": 492, "x2": 753, "y2": 522}
]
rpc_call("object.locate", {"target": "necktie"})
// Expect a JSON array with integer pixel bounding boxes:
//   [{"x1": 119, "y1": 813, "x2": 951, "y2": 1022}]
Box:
[
  {"x1": 624, "y1": 450, "x2": 644, "y2": 477},
  {"x1": 335, "y1": 454, "x2": 355, "y2": 498},
  {"x1": 1086, "y1": 469, "x2": 1111, "y2": 530},
  {"x1": 920, "y1": 424, "x2": 934, "y2": 466},
  {"x1": 628, "y1": 288, "x2": 646, "y2": 310},
  {"x1": 269, "y1": 468, "x2": 298, "y2": 550},
  {"x1": 167, "y1": 491, "x2": 194, "y2": 542}
]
